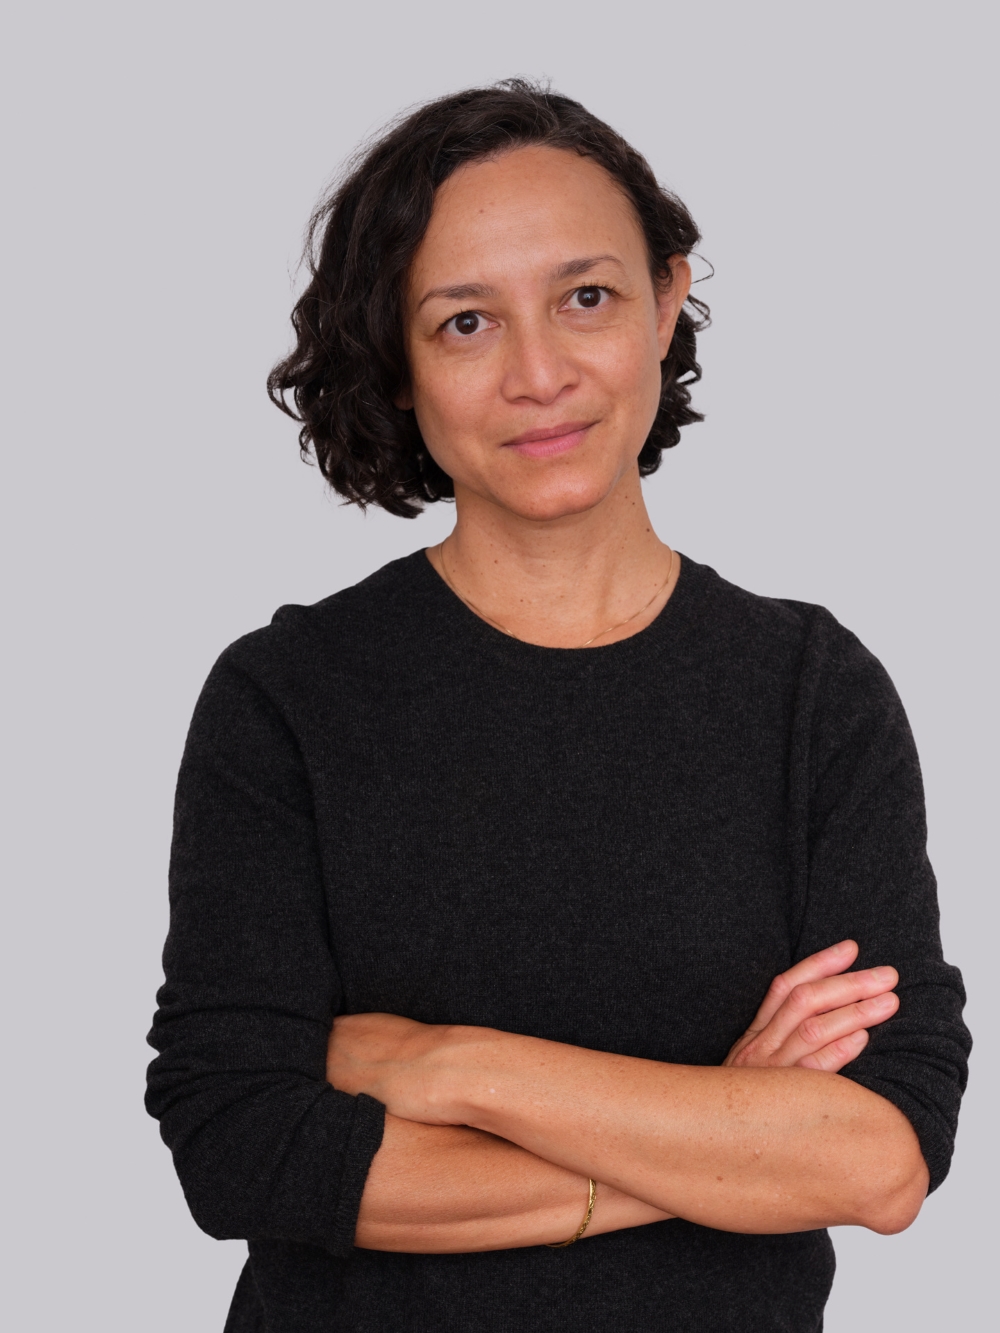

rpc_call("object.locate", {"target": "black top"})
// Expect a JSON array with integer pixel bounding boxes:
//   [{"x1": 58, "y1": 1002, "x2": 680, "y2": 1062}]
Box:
[{"x1": 146, "y1": 552, "x2": 970, "y2": 1333}]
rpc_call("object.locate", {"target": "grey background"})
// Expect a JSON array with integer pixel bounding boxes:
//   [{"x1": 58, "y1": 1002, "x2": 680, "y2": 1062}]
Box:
[{"x1": 3, "y1": 1, "x2": 996, "y2": 1328}]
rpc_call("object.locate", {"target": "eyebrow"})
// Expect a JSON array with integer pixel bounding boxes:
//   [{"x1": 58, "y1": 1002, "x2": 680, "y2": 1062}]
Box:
[
  {"x1": 416, "y1": 255, "x2": 626, "y2": 310},
  {"x1": 551, "y1": 254, "x2": 625, "y2": 280}
]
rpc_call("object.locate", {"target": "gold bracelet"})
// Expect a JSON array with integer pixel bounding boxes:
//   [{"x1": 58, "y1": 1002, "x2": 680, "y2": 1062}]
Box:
[{"x1": 546, "y1": 1178, "x2": 597, "y2": 1248}]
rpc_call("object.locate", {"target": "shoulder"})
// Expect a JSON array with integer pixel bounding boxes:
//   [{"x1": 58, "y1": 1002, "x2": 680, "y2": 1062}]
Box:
[
  {"x1": 680, "y1": 556, "x2": 899, "y2": 713},
  {"x1": 678, "y1": 555, "x2": 850, "y2": 664},
  {"x1": 683, "y1": 556, "x2": 819, "y2": 643},
  {"x1": 215, "y1": 551, "x2": 431, "y2": 687},
  {"x1": 183, "y1": 552, "x2": 435, "y2": 743}
]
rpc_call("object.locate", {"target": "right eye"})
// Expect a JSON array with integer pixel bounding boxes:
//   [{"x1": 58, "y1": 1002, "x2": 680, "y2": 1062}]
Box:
[{"x1": 447, "y1": 312, "x2": 482, "y2": 336}]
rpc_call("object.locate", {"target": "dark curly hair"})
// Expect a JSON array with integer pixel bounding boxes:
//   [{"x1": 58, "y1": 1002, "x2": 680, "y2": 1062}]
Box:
[{"x1": 268, "y1": 79, "x2": 710, "y2": 518}]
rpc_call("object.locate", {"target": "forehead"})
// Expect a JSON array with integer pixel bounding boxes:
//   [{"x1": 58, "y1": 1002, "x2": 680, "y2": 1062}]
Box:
[{"x1": 411, "y1": 146, "x2": 645, "y2": 281}]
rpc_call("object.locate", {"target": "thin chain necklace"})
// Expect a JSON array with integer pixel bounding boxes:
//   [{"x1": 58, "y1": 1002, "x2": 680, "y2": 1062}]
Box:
[{"x1": 438, "y1": 544, "x2": 675, "y2": 649}]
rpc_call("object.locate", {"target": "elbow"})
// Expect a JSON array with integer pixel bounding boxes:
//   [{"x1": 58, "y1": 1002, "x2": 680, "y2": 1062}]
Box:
[
  {"x1": 858, "y1": 1153, "x2": 929, "y2": 1236},
  {"x1": 170, "y1": 1152, "x2": 255, "y2": 1242},
  {"x1": 844, "y1": 1090, "x2": 932, "y2": 1236}
]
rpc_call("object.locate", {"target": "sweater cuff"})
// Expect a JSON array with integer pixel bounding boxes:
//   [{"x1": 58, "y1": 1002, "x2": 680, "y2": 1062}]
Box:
[{"x1": 328, "y1": 1093, "x2": 386, "y2": 1256}]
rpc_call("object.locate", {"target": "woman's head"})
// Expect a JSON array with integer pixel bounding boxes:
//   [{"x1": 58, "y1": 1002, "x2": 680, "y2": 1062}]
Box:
[{"x1": 269, "y1": 80, "x2": 708, "y2": 519}]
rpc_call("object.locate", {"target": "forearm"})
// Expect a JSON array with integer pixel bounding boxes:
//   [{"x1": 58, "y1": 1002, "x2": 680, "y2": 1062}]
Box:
[
  {"x1": 446, "y1": 1030, "x2": 928, "y2": 1234},
  {"x1": 330, "y1": 950, "x2": 929, "y2": 1237},
  {"x1": 355, "y1": 1113, "x2": 671, "y2": 1252}
]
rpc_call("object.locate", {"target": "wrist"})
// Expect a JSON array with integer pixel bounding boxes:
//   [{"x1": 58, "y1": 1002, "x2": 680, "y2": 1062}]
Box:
[{"x1": 584, "y1": 1183, "x2": 674, "y2": 1237}]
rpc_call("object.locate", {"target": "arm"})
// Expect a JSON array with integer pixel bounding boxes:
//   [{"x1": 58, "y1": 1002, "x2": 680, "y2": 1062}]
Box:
[
  {"x1": 337, "y1": 941, "x2": 925, "y2": 1246},
  {"x1": 355, "y1": 1116, "x2": 671, "y2": 1252},
  {"x1": 146, "y1": 654, "x2": 385, "y2": 1253},
  {"x1": 787, "y1": 613, "x2": 971, "y2": 1194},
  {"x1": 391, "y1": 1025, "x2": 925, "y2": 1236}
]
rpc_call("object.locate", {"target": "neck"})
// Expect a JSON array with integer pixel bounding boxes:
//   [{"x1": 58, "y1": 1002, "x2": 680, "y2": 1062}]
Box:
[{"x1": 427, "y1": 468, "x2": 678, "y2": 649}]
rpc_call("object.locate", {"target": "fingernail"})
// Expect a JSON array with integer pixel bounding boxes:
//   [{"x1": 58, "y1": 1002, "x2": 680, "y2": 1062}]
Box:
[{"x1": 871, "y1": 967, "x2": 896, "y2": 981}]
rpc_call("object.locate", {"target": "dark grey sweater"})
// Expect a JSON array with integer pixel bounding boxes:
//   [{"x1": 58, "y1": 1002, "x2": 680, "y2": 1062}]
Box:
[{"x1": 146, "y1": 552, "x2": 970, "y2": 1332}]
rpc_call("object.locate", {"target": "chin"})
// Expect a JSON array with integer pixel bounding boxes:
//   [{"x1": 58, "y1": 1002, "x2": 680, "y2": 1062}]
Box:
[{"x1": 498, "y1": 473, "x2": 621, "y2": 524}]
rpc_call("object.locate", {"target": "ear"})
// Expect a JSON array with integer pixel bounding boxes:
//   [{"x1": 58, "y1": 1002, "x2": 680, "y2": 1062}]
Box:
[
  {"x1": 393, "y1": 385, "x2": 414, "y2": 411},
  {"x1": 655, "y1": 255, "x2": 693, "y2": 361}
]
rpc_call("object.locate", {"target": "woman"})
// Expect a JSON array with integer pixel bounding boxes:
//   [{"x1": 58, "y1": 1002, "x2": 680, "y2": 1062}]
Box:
[{"x1": 146, "y1": 82, "x2": 970, "y2": 1332}]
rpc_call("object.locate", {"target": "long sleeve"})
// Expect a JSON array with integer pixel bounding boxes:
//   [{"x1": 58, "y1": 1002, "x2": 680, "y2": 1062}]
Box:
[
  {"x1": 790, "y1": 610, "x2": 971, "y2": 1193},
  {"x1": 145, "y1": 650, "x2": 385, "y2": 1255}
]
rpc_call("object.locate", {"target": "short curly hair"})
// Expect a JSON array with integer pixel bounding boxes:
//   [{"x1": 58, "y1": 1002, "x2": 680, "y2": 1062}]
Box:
[{"x1": 268, "y1": 80, "x2": 710, "y2": 518}]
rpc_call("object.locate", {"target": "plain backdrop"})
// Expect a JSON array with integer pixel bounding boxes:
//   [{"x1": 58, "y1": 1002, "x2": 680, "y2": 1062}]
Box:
[{"x1": 2, "y1": 1, "x2": 996, "y2": 1328}]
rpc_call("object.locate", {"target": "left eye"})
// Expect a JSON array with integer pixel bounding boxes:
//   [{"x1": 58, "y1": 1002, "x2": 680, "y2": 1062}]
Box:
[
  {"x1": 569, "y1": 286, "x2": 606, "y2": 309},
  {"x1": 449, "y1": 312, "x2": 482, "y2": 335}
]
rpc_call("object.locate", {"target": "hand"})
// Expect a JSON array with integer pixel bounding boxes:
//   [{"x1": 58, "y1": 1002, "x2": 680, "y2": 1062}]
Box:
[
  {"x1": 724, "y1": 940, "x2": 898, "y2": 1071},
  {"x1": 326, "y1": 1010, "x2": 472, "y2": 1123}
]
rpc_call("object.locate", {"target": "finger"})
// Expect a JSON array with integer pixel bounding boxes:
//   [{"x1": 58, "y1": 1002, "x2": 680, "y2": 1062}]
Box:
[
  {"x1": 748, "y1": 940, "x2": 859, "y2": 1032},
  {"x1": 797, "y1": 1028, "x2": 869, "y2": 1072},
  {"x1": 740, "y1": 965, "x2": 898, "y2": 1060},
  {"x1": 774, "y1": 990, "x2": 899, "y2": 1066}
]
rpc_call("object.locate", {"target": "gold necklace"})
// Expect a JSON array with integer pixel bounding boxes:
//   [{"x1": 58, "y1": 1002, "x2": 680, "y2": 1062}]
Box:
[{"x1": 438, "y1": 544, "x2": 675, "y2": 649}]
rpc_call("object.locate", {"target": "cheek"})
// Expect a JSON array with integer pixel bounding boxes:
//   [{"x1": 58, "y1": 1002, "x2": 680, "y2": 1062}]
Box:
[
  {"x1": 587, "y1": 323, "x2": 663, "y2": 417},
  {"x1": 410, "y1": 351, "x2": 493, "y2": 435}
]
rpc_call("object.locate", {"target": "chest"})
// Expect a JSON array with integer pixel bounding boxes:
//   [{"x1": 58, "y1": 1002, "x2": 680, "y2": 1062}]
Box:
[{"x1": 304, "y1": 661, "x2": 797, "y2": 1064}]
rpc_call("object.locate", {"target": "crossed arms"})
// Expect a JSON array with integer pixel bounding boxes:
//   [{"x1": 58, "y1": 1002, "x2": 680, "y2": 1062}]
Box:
[{"x1": 327, "y1": 939, "x2": 929, "y2": 1253}]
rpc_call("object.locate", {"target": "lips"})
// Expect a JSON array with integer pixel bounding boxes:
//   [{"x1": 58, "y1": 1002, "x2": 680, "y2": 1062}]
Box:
[{"x1": 503, "y1": 421, "x2": 594, "y2": 459}]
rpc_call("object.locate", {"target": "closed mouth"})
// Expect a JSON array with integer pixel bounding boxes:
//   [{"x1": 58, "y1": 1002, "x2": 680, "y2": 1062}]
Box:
[{"x1": 503, "y1": 421, "x2": 594, "y2": 458}]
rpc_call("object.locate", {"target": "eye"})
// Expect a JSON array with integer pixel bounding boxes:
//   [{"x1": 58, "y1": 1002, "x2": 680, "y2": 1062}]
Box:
[
  {"x1": 568, "y1": 286, "x2": 608, "y2": 310},
  {"x1": 448, "y1": 312, "x2": 483, "y2": 336}
]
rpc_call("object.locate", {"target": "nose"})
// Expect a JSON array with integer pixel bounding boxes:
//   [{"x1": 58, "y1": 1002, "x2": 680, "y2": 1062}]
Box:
[{"x1": 499, "y1": 317, "x2": 580, "y2": 406}]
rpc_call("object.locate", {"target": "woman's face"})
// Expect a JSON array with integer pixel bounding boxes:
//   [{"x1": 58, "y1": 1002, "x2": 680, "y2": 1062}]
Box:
[{"x1": 402, "y1": 145, "x2": 691, "y2": 524}]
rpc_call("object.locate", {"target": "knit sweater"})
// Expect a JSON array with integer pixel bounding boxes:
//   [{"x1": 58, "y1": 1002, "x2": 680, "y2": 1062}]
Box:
[{"x1": 146, "y1": 551, "x2": 970, "y2": 1332}]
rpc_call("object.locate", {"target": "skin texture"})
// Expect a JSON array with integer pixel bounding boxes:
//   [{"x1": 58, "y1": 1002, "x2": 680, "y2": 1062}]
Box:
[
  {"x1": 340, "y1": 943, "x2": 926, "y2": 1251},
  {"x1": 335, "y1": 147, "x2": 929, "y2": 1251},
  {"x1": 354, "y1": 1120, "x2": 670, "y2": 1253}
]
